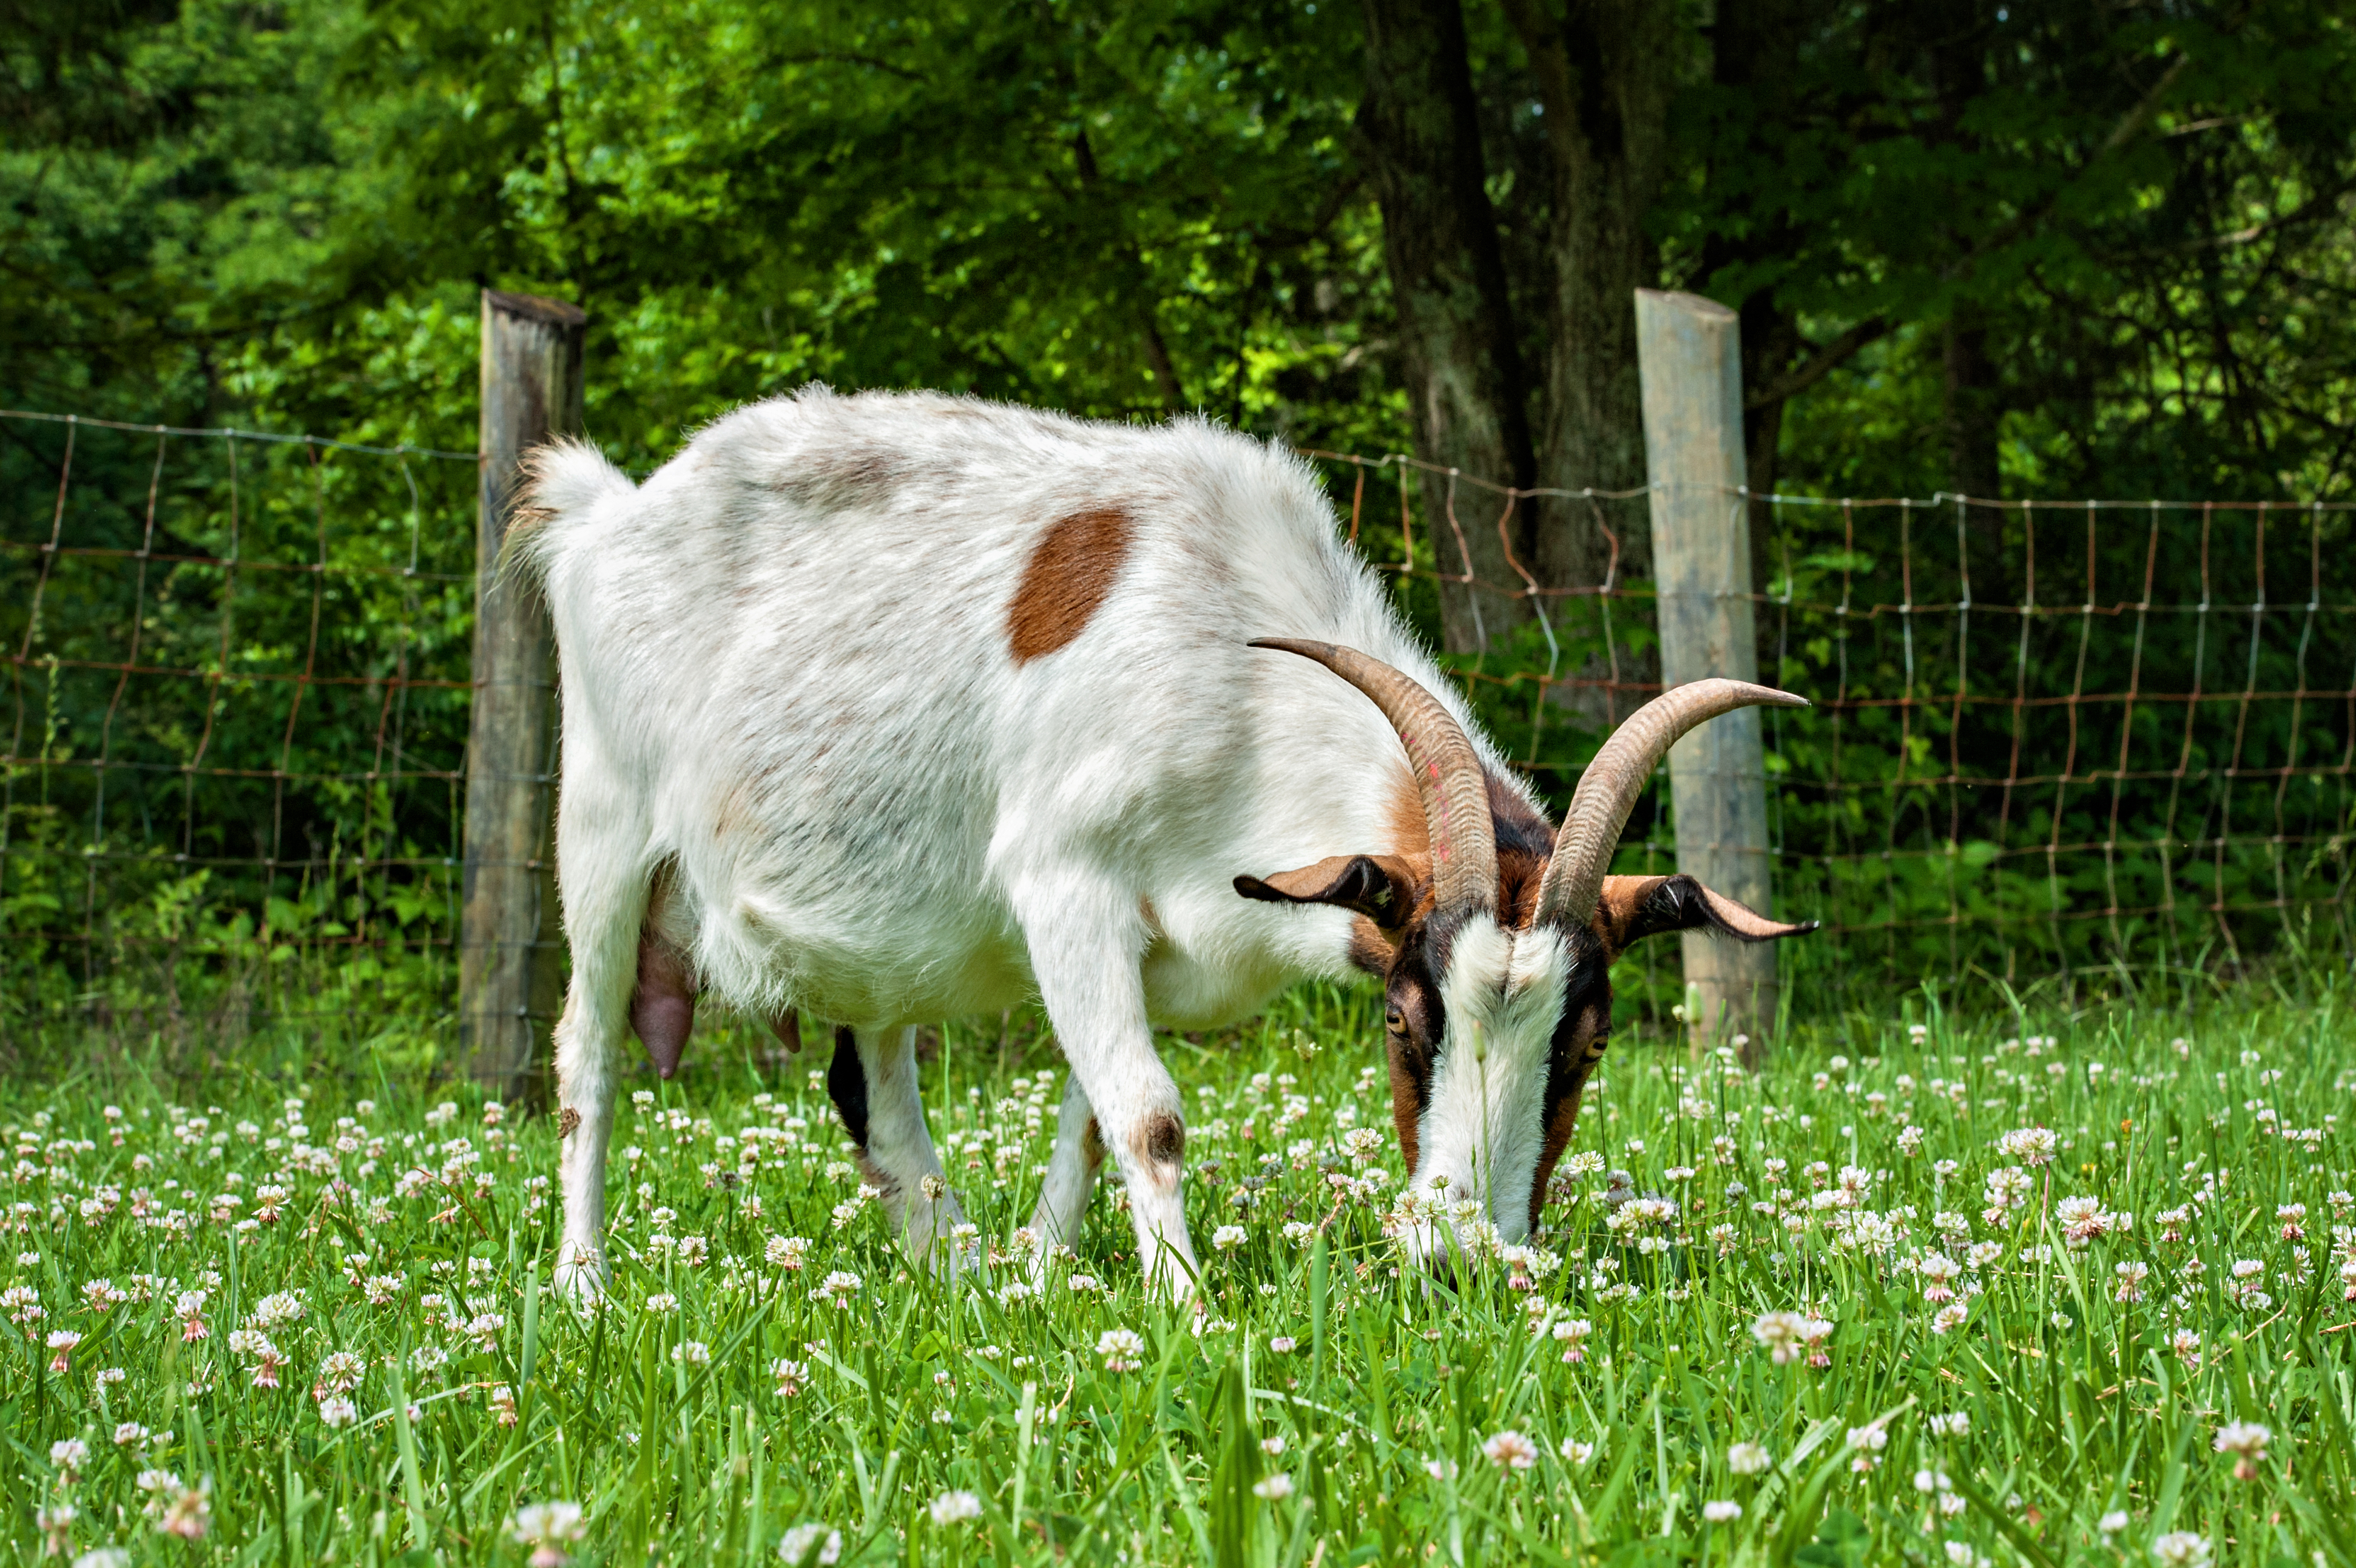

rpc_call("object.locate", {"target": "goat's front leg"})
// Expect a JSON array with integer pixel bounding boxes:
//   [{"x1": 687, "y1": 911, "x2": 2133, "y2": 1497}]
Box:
[
  {"x1": 1017, "y1": 882, "x2": 1199, "y2": 1301},
  {"x1": 826, "y1": 1025, "x2": 967, "y2": 1271}
]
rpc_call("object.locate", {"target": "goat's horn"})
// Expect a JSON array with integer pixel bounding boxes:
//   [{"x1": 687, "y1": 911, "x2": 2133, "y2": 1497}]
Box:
[
  {"x1": 1532, "y1": 679, "x2": 1809, "y2": 930},
  {"x1": 1249, "y1": 640, "x2": 1497, "y2": 914}
]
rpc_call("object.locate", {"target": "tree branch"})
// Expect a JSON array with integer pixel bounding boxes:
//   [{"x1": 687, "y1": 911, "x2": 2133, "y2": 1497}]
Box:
[
  {"x1": 1745, "y1": 315, "x2": 1889, "y2": 410},
  {"x1": 762, "y1": 51, "x2": 923, "y2": 83}
]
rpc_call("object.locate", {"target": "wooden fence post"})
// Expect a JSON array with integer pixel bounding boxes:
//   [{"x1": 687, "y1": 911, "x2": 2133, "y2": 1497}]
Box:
[
  {"x1": 1635, "y1": 288, "x2": 1780, "y2": 1050},
  {"x1": 461, "y1": 289, "x2": 584, "y2": 1095}
]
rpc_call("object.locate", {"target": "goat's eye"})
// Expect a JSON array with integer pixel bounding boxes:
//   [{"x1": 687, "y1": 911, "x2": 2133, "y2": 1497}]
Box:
[{"x1": 1385, "y1": 1007, "x2": 1405, "y2": 1033}]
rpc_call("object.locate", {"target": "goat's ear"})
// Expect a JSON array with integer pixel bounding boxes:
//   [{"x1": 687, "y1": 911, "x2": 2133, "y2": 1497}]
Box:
[
  {"x1": 1591, "y1": 873, "x2": 1817, "y2": 959},
  {"x1": 1235, "y1": 854, "x2": 1423, "y2": 931}
]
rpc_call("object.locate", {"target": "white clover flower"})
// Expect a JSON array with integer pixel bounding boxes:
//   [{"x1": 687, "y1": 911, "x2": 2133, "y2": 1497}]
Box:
[
  {"x1": 250, "y1": 1291, "x2": 305, "y2": 1330},
  {"x1": 778, "y1": 1522, "x2": 842, "y2": 1566},
  {"x1": 1482, "y1": 1430, "x2": 1538, "y2": 1471},
  {"x1": 1560, "y1": 1436, "x2": 1595, "y2": 1465},
  {"x1": 1998, "y1": 1127, "x2": 2057, "y2": 1166},
  {"x1": 510, "y1": 1501, "x2": 589, "y2": 1568},
  {"x1": 2213, "y1": 1421, "x2": 2269, "y2": 1457},
  {"x1": 318, "y1": 1396, "x2": 358, "y2": 1429},
  {"x1": 2150, "y1": 1532, "x2": 2211, "y2": 1567},
  {"x1": 2213, "y1": 1421, "x2": 2269, "y2": 1478},
  {"x1": 1252, "y1": 1474, "x2": 1294, "y2": 1500},
  {"x1": 670, "y1": 1341, "x2": 711, "y2": 1367},
  {"x1": 1702, "y1": 1500, "x2": 1741, "y2": 1523},
  {"x1": 1212, "y1": 1225, "x2": 1247, "y2": 1251},
  {"x1": 1097, "y1": 1328, "x2": 1145, "y2": 1372},
  {"x1": 1751, "y1": 1310, "x2": 1808, "y2": 1364},
  {"x1": 2099, "y1": 1511, "x2": 2130, "y2": 1533},
  {"x1": 158, "y1": 1481, "x2": 211, "y2": 1541},
  {"x1": 1727, "y1": 1442, "x2": 1770, "y2": 1475},
  {"x1": 928, "y1": 1490, "x2": 982, "y2": 1526}
]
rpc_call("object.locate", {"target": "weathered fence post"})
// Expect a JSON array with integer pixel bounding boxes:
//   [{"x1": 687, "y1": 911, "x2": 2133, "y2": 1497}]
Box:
[
  {"x1": 1635, "y1": 288, "x2": 1780, "y2": 1050},
  {"x1": 462, "y1": 289, "x2": 584, "y2": 1094}
]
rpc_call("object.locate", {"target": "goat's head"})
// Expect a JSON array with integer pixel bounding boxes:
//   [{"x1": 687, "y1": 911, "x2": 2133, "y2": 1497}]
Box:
[{"x1": 1235, "y1": 640, "x2": 1815, "y2": 1262}]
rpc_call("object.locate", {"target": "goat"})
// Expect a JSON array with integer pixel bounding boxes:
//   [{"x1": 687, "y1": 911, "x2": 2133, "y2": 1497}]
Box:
[{"x1": 513, "y1": 387, "x2": 1813, "y2": 1300}]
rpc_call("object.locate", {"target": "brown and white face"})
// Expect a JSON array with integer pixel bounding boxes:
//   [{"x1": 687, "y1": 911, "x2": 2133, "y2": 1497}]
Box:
[{"x1": 1236, "y1": 642, "x2": 1815, "y2": 1260}]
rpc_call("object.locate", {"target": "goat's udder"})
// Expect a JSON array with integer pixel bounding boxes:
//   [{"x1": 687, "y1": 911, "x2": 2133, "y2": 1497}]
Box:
[{"x1": 630, "y1": 934, "x2": 696, "y2": 1079}]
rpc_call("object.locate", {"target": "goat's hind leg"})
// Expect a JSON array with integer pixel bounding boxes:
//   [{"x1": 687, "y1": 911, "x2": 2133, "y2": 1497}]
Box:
[
  {"x1": 550, "y1": 805, "x2": 653, "y2": 1303},
  {"x1": 1027, "y1": 1074, "x2": 1108, "y2": 1283},
  {"x1": 826, "y1": 1025, "x2": 967, "y2": 1271}
]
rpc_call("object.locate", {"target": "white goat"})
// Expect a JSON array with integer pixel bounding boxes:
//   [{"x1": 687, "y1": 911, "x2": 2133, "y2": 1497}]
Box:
[{"x1": 515, "y1": 387, "x2": 1811, "y2": 1299}]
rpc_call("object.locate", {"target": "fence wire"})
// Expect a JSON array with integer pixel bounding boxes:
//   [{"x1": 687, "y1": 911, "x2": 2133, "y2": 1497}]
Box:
[
  {"x1": 1305, "y1": 450, "x2": 2356, "y2": 1015},
  {"x1": 2, "y1": 412, "x2": 478, "y2": 1055},
  {"x1": 5, "y1": 409, "x2": 2349, "y2": 1053}
]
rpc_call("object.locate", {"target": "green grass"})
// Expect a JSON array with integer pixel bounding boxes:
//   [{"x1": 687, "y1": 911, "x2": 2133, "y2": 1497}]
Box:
[{"x1": 4, "y1": 981, "x2": 2354, "y2": 1568}]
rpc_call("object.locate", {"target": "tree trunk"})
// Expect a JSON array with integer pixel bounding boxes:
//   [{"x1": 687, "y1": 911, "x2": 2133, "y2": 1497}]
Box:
[
  {"x1": 1358, "y1": 0, "x2": 1537, "y2": 654},
  {"x1": 1504, "y1": 0, "x2": 1672, "y2": 593},
  {"x1": 1499, "y1": 0, "x2": 1672, "y2": 728},
  {"x1": 1699, "y1": 0, "x2": 1815, "y2": 643},
  {"x1": 1942, "y1": 314, "x2": 2002, "y2": 503},
  {"x1": 1917, "y1": 0, "x2": 2012, "y2": 601}
]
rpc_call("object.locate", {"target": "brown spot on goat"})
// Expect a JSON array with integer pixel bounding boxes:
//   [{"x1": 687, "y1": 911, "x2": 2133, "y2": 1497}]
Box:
[
  {"x1": 558, "y1": 1107, "x2": 581, "y2": 1140},
  {"x1": 1006, "y1": 507, "x2": 1134, "y2": 662},
  {"x1": 1134, "y1": 1112, "x2": 1185, "y2": 1171}
]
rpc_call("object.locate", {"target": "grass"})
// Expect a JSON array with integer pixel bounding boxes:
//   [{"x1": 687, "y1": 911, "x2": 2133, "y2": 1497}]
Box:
[{"x1": 2, "y1": 978, "x2": 2353, "y2": 1568}]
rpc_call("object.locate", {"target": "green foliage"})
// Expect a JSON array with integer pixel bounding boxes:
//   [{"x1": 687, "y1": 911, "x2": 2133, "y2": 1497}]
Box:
[
  {"x1": 1676, "y1": 2, "x2": 2356, "y2": 502},
  {"x1": 1, "y1": 419, "x2": 474, "y2": 1064},
  {"x1": 9, "y1": 0, "x2": 2356, "y2": 1038},
  {"x1": 1, "y1": 981, "x2": 2352, "y2": 1563}
]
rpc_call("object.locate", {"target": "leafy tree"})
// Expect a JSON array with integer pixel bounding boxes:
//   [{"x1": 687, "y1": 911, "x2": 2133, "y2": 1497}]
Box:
[{"x1": 6, "y1": 0, "x2": 2356, "y2": 1042}]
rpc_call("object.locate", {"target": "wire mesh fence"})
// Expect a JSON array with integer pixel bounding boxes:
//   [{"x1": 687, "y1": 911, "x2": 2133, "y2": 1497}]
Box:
[
  {"x1": 1, "y1": 410, "x2": 479, "y2": 1061},
  {"x1": 5, "y1": 405, "x2": 2349, "y2": 1058},
  {"x1": 1303, "y1": 451, "x2": 2356, "y2": 1019}
]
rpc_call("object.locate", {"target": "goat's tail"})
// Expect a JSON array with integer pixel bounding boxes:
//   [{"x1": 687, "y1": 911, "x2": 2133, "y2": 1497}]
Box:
[{"x1": 499, "y1": 438, "x2": 635, "y2": 588}]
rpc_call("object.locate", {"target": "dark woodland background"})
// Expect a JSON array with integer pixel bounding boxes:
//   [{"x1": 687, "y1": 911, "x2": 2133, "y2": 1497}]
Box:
[{"x1": 7, "y1": 0, "x2": 2355, "y2": 1056}]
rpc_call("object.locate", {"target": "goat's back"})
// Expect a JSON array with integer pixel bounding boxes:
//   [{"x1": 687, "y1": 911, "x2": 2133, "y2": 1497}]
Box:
[{"x1": 520, "y1": 388, "x2": 1473, "y2": 1021}]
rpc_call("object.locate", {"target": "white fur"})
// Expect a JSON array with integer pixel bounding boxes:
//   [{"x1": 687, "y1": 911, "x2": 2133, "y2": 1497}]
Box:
[
  {"x1": 1405, "y1": 917, "x2": 1570, "y2": 1260},
  {"x1": 522, "y1": 388, "x2": 1541, "y2": 1300}
]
